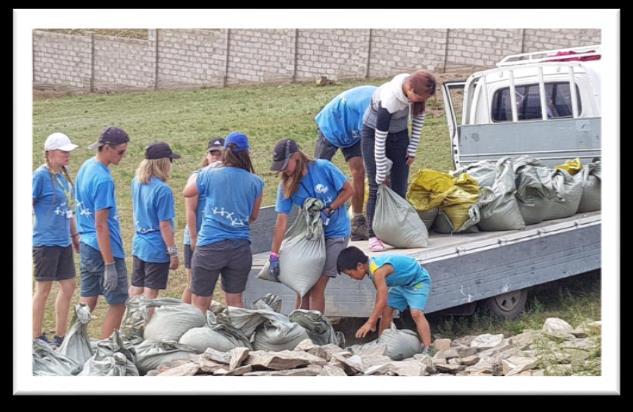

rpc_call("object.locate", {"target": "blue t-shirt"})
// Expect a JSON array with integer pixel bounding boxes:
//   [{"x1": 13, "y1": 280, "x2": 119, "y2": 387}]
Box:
[
  {"x1": 32, "y1": 165, "x2": 73, "y2": 247},
  {"x1": 132, "y1": 176, "x2": 176, "y2": 263},
  {"x1": 275, "y1": 159, "x2": 351, "y2": 239},
  {"x1": 315, "y1": 85, "x2": 377, "y2": 148},
  {"x1": 74, "y1": 157, "x2": 125, "y2": 259},
  {"x1": 196, "y1": 167, "x2": 264, "y2": 247},
  {"x1": 183, "y1": 170, "x2": 207, "y2": 246},
  {"x1": 369, "y1": 255, "x2": 431, "y2": 288}
]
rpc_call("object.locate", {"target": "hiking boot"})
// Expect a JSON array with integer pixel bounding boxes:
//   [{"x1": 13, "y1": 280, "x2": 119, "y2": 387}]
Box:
[{"x1": 351, "y1": 215, "x2": 369, "y2": 241}]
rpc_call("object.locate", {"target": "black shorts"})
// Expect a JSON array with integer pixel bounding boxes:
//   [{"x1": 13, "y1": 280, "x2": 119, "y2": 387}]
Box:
[
  {"x1": 191, "y1": 239, "x2": 252, "y2": 297},
  {"x1": 184, "y1": 243, "x2": 193, "y2": 269},
  {"x1": 33, "y1": 246, "x2": 76, "y2": 282},
  {"x1": 131, "y1": 256, "x2": 170, "y2": 290},
  {"x1": 314, "y1": 128, "x2": 362, "y2": 162}
]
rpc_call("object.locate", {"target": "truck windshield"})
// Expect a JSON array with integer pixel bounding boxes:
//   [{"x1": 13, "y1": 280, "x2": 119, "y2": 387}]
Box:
[{"x1": 491, "y1": 82, "x2": 582, "y2": 122}]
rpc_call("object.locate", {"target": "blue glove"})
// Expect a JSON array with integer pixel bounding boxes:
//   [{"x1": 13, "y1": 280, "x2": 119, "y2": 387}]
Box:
[
  {"x1": 320, "y1": 209, "x2": 331, "y2": 226},
  {"x1": 269, "y1": 253, "x2": 280, "y2": 281}
]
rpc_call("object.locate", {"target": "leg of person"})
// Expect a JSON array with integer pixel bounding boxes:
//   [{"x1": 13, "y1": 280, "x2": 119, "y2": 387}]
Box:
[
  {"x1": 78, "y1": 242, "x2": 102, "y2": 312},
  {"x1": 344, "y1": 141, "x2": 369, "y2": 240},
  {"x1": 385, "y1": 129, "x2": 410, "y2": 199},
  {"x1": 32, "y1": 246, "x2": 56, "y2": 339},
  {"x1": 295, "y1": 293, "x2": 310, "y2": 310},
  {"x1": 143, "y1": 260, "x2": 170, "y2": 318},
  {"x1": 129, "y1": 256, "x2": 146, "y2": 297},
  {"x1": 403, "y1": 280, "x2": 432, "y2": 349},
  {"x1": 32, "y1": 280, "x2": 52, "y2": 339},
  {"x1": 191, "y1": 242, "x2": 225, "y2": 313},
  {"x1": 379, "y1": 306, "x2": 396, "y2": 336},
  {"x1": 101, "y1": 257, "x2": 129, "y2": 339},
  {"x1": 53, "y1": 245, "x2": 76, "y2": 340},
  {"x1": 384, "y1": 286, "x2": 408, "y2": 336},
  {"x1": 313, "y1": 128, "x2": 338, "y2": 161},
  {"x1": 181, "y1": 244, "x2": 193, "y2": 304},
  {"x1": 310, "y1": 237, "x2": 349, "y2": 313},
  {"x1": 410, "y1": 309, "x2": 432, "y2": 349},
  {"x1": 361, "y1": 125, "x2": 383, "y2": 251},
  {"x1": 220, "y1": 239, "x2": 253, "y2": 309}
]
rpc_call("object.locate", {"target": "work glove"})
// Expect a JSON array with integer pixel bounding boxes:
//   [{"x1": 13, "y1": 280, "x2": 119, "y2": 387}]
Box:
[
  {"x1": 320, "y1": 208, "x2": 333, "y2": 226},
  {"x1": 269, "y1": 253, "x2": 280, "y2": 282},
  {"x1": 103, "y1": 262, "x2": 119, "y2": 293}
]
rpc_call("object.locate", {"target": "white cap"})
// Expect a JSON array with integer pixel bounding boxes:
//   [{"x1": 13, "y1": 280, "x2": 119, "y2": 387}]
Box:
[{"x1": 44, "y1": 133, "x2": 78, "y2": 151}]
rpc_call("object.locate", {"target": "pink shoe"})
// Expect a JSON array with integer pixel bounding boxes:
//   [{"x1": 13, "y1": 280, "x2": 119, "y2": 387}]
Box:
[{"x1": 368, "y1": 237, "x2": 385, "y2": 252}]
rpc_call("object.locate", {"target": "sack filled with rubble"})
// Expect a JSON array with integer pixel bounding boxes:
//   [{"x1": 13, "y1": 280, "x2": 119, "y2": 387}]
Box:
[
  {"x1": 577, "y1": 160, "x2": 601, "y2": 212},
  {"x1": 121, "y1": 296, "x2": 183, "y2": 345},
  {"x1": 347, "y1": 325, "x2": 422, "y2": 361},
  {"x1": 252, "y1": 318, "x2": 310, "y2": 351},
  {"x1": 143, "y1": 302, "x2": 207, "y2": 343},
  {"x1": 543, "y1": 168, "x2": 583, "y2": 220},
  {"x1": 257, "y1": 198, "x2": 326, "y2": 297},
  {"x1": 456, "y1": 158, "x2": 525, "y2": 231},
  {"x1": 134, "y1": 340, "x2": 199, "y2": 375},
  {"x1": 514, "y1": 157, "x2": 560, "y2": 224},
  {"x1": 80, "y1": 330, "x2": 138, "y2": 376},
  {"x1": 32, "y1": 339, "x2": 81, "y2": 376},
  {"x1": 225, "y1": 299, "x2": 289, "y2": 338},
  {"x1": 289, "y1": 309, "x2": 345, "y2": 347},
  {"x1": 57, "y1": 303, "x2": 93, "y2": 365},
  {"x1": 179, "y1": 323, "x2": 252, "y2": 353},
  {"x1": 373, "y1": 184, "x2": 428, "y2": 248}
]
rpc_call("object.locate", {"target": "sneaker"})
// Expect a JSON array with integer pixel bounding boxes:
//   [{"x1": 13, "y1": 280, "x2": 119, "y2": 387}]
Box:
[
  {"x1": 34, "y1": 334, "x2": 51, "y2": 345},
  {"x1": 53, "y1": 335, "x2": 65, "y2": 347},
  {"x1": 368, "y1": 237, "x2": 385, "y2": 252},
  {"x1": 351, "y1": 215, "x2": 369, "y2": 241}
]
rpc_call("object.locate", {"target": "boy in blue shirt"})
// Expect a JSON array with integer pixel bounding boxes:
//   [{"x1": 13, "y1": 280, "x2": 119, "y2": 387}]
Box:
[
  {"x1": 75, "y1": 126, "x2": 130, "y2": 339},
  {"x1": 314, "y1": 85, "x2": 376, "y2": 241},
  {"x1": 336, "y1": 246, "x2": 432, "y2": 351}
]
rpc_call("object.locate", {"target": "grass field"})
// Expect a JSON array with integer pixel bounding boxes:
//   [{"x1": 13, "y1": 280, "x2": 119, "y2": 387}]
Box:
[{"x1": 32, "y1": 74, "x2": 600, "y2": 344}]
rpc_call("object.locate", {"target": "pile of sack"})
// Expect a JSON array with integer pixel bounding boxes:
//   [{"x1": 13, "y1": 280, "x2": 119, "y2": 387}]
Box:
[
  {"x1": 407, "y1": 157, "x2": 601, "y2": 234},
  {"x1": 33, "y1": 294, "x2": 350, "y2": 376}
]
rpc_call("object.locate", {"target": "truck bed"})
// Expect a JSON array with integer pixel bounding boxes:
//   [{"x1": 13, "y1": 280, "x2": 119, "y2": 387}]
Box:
[{"x1": 243, "y1": 210, "x2": 601, "y2": 317}]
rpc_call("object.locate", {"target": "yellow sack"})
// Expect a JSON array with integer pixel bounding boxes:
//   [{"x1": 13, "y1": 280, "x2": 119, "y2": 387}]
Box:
[
  {"x1": 441, "y1": 173, "x2": 480, "y2": 231},
  {"x1": 407, "y1": 169, "x2": 455, "y2": 211},
  {"x1": 555, "y1": 158, "x2": 582, "y2": 175}
]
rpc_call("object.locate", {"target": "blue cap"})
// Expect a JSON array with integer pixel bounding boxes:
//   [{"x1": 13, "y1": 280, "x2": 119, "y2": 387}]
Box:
[{"x1": 224, "y1": 132, "x2": 250, "y2": 153}]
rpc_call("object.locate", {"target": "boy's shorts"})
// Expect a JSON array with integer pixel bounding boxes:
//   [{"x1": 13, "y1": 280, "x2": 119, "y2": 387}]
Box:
[
  {"x1": 131, "y1": 256, "x2": 170, "y2": 290},
  {"x1": 79, "y1": 242, "x2": 129, "y2": 305},
  {"x1": 314, "y1": 128, "x2": 362, "y2": 162},
  {"x1": 33, "y1": 245, "x2": 76, "y2": 281},
  {"x1": 191, "y1": 239, "x2": 252, "y2": 297},
  {"x1": 387, "y1": 280, "x2": 432, "y2": 312},
  {"x1": 323, "y1": 237, "x2": 350, "y2": 278}
]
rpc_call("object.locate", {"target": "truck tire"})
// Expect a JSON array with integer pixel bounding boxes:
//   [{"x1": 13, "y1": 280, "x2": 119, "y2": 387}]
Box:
[{"x1": 484, "y1": 289, "x2": 528, "y2": 320}]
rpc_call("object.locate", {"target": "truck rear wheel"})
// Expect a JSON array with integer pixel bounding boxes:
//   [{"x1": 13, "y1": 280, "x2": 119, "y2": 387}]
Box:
[{"x1": 484, "y1": 289, "x2": 528, "y2": 320}]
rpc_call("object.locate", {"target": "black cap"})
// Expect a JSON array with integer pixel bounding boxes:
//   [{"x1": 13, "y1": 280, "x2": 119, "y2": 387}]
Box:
[
  {"x1": 145, "y1": 142, "x2": 181, "y2": 160},
  {"x1": 270, "y1": 139, "x2": 299, "y2": 172},
  {"x1": 208, "y1": 137, "x2": 225, "y2": 152},
  {"x1": 88, "y1": 126, "x2": 130, "y2": 150}
]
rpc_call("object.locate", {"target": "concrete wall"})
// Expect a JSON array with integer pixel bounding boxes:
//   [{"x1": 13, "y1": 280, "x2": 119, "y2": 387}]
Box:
[{"x1": 33, "y1": 28, "x2": 601, "y2": 92}]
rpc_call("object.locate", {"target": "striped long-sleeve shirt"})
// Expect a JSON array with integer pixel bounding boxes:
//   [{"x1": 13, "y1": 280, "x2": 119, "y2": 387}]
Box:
[{"x1": 364, "y1": 73, "x2": 426, "y2": 183}]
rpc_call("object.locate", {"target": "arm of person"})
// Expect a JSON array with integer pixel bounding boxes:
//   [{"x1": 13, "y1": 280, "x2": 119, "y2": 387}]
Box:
[
  {"x1": 407, "y1": 112, "x2": 425, "y2": 165},
  {"x1": 356, "y1": 264, "x2": 393, "y2": 338},
  {"x1": 249, "y1": 195, "x2": 263, "y2": 223},
  {"x1": 95, "y1": 208, "x2": 114, "y2": 264},
  {"x1": 325, "y1": 181, "x2": 353, "y2": 214},
  {"x1": 374, "y1": 106, "x2": 393, "y2": 184},
  {"x1": 70, "y1": 216, "x2": 80, "y2": 253},
  {"x1": 184, "y1": 175, "x2": 199, "y2": 249},
  {"x1": 160, "y1": 220, "x2": 178, "y2": 270},
  {"x1": 183, "y1": 173, "x2": 199, "y2": 198},
  {"x1": 270, "y1": 213, "x2": 288, "y2": 254}
]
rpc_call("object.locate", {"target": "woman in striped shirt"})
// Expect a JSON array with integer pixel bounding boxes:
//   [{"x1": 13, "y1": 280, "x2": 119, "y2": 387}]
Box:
[{"x1": 361, "y1": 70, "x2": 436, "y2": 252}]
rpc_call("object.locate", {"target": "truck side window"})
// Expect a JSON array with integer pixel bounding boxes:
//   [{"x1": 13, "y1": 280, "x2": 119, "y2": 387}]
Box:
[{"x1": 491, "y1": 82, "x2": 582, "y2": 122}]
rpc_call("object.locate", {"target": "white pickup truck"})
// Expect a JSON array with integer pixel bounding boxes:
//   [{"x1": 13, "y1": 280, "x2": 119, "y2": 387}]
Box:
[{"x1": 243, "y1": 45, "x2": 602, "y2": 322}]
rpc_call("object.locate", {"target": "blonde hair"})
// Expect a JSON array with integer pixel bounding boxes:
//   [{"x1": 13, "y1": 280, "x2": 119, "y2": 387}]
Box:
[
  {"x1": 280, "y1": 150, "x2": 313, "y2": 199},
  {"x1": 135, "y1": 158, "x2": 172, "y2": 184}
]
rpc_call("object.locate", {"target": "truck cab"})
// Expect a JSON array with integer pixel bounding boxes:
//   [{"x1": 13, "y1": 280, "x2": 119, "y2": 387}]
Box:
[{"x1": 443, "y1": 44, "x2": 601, "y2": 168}]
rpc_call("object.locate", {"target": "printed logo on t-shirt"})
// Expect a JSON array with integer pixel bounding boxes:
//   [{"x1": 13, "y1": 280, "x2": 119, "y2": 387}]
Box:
[
  {"x1": 211, "y1": 207, "x2": 246, "y2": 227},
  {"x1": 315, "y1": 184, "x2": 329, "y2": 194}
]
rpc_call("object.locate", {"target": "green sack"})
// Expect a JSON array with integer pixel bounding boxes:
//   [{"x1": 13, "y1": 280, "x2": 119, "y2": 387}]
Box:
[
  {"x1": 577, "y1": 160, "x2": 601, "y2": 212},
  {"x1": 373, "y1": 184, "x2": 428, "y2": 248}
]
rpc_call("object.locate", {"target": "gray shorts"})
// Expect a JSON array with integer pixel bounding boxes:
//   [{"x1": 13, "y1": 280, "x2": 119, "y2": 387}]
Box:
[
  {"x1": 323, "y1": 237, "x2": 350, "y2": 278},
  {"x1": 314, "y1": 128, "x2": 362, "y2": 162},
  {"x1": 32, "y1": 245, "x2": 76, "y2": 282},
  {"x1": 79, "y1": 242, "x2": 129, "y2": 305},
  {"x1": 191, "y1": 239, "x2": 252, "y2": 297},
  {"x1": 183, "y1": 243, "x2": 193, "y2": 269},
  {"x1": 132, "y1": 256, "x2": 170, "y2": 290}
]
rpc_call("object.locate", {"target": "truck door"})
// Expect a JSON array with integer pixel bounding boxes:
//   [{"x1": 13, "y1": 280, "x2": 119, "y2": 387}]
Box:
[{"x1": 441, "y1": 80, "x2": 466, "y2": 169}]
